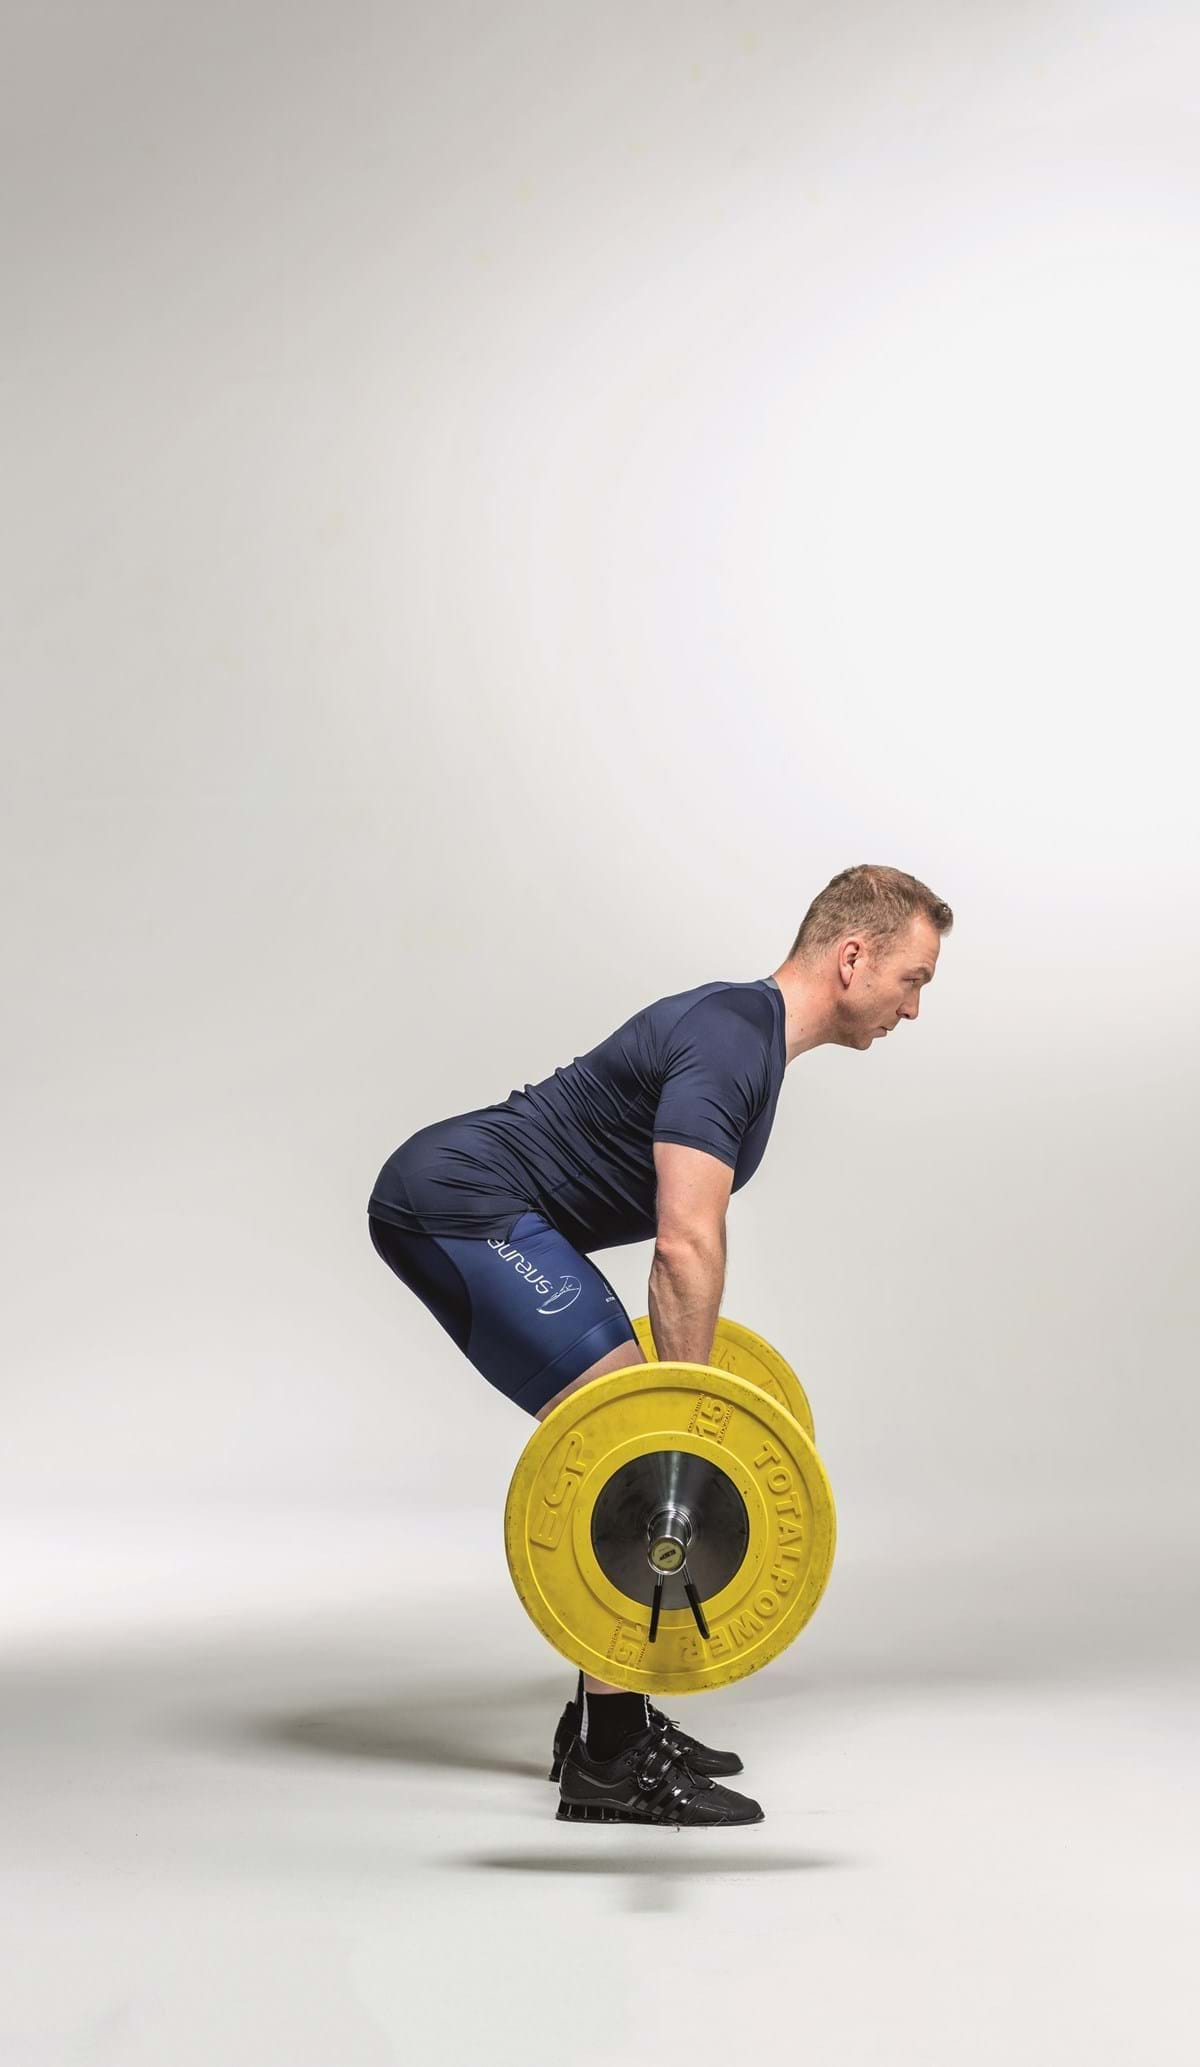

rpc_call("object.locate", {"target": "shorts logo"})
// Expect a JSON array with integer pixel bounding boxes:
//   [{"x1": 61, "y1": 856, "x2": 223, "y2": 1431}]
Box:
[
  {"x1": 487, "y1": 1236, "x2": 582, "y2": 1318},
  {"x1": 539, "y1": 1275, "x2": 582, "y2": 1317}
]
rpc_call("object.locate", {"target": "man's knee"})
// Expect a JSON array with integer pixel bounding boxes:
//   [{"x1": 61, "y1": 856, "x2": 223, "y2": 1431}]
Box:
[{"x1": 534, "y1": 1338, "x2": 646, "y2": 1421}]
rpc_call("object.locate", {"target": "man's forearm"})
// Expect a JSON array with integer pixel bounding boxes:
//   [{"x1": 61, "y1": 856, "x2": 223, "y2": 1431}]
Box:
[{"x1": 647, "y1": 1235, "x2": 726, "y2": 1365}]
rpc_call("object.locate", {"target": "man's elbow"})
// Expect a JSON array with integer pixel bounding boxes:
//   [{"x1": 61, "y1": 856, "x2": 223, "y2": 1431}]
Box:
[{"x1": 653, "y1": 1223, "x2": 726, "y2": 1265}]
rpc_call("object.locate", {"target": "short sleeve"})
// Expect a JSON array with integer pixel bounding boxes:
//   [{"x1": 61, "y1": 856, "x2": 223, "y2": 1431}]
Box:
[{"x1": 652, "y1": 995, "x2": 767, "y2": 1170}]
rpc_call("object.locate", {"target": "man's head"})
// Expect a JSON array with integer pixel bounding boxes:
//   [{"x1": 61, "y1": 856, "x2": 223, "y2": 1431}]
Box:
[{"x1": 772, "y1": 864, "x2": 953, "y2": 1058}]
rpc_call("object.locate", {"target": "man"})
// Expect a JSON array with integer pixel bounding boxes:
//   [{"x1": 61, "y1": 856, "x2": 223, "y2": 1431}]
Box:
[{"x1": 368, "y1": 864, "x2": 952, "y2": 1826}]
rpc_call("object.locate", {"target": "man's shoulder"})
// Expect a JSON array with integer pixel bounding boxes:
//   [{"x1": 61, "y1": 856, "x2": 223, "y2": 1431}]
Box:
[{"x1": 654, "y1": 979, "x2": 777, "y2": 1051}]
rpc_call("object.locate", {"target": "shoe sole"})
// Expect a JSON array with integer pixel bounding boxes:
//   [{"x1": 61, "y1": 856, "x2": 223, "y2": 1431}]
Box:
[{"x1": 556, "y1": 1800, "x2": 764, "y2": 1826}]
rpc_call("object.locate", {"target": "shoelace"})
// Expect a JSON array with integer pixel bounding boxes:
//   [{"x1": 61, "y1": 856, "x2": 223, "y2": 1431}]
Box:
[{"x1": 650, "y1": 1709, "x2": 701, "y2": 1754}]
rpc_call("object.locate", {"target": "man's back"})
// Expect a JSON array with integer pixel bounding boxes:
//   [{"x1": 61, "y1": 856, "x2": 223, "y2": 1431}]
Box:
[{"x1": 368, "y1": 973, "x2": 787, "y2": 1252}]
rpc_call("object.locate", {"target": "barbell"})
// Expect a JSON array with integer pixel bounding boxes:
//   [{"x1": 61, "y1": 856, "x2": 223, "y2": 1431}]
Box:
[{"x1": 504, "y1": 1315, "x2": 836, "y2": 1696}]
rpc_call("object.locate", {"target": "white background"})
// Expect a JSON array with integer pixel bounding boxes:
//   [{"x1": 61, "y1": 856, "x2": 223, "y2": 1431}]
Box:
[
  {"x1": 2, "y1": 5, "x2": 1196, "y2": 2061},
  {"x1": 6, "y1": 0, "x2": 1197, "y2": 1527}
]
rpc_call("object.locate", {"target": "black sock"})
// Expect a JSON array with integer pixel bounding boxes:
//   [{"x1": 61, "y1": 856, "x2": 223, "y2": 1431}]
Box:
[{"x1": 581, "y1": 1690, "x2": 650, "y2": 1761}]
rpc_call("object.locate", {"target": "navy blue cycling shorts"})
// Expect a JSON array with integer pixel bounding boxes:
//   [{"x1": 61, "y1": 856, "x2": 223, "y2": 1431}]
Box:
[{"x1": 367, "y1": 1209, "x2": 642, "y2": 1417}]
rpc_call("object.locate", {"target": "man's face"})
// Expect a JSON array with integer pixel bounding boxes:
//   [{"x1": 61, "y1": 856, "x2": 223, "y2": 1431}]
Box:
[{"x1": 841, "y1": 917, "x2": 941, "y2": 1049}]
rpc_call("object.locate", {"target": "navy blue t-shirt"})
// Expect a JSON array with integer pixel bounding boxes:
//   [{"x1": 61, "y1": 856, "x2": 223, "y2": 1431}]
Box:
[{"x1": 368, "y1": 975, "x2": 787, "y2": 1253}]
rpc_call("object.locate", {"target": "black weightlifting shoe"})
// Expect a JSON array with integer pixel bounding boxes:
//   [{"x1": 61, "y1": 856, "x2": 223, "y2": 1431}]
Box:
[
  {"x1": 548, "y1": 1695, "x2": 744, "y2": 1783},
  {"x1": 556, "y1": 1725, "x2": 764, "y2": 1828}
]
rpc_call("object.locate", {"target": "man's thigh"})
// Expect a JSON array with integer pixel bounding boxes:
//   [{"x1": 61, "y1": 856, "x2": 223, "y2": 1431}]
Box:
[{"x1": 368, "y1": 1209, "x2": 641, "y2": 1418}]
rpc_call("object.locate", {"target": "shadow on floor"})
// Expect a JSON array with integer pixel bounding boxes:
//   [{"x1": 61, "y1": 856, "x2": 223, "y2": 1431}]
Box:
[
  {"x1": 215, "y1": 1672, "x2": 574, "y2": 1781},
  {"x1": 464, "y1": 1847, "x2": 851, "y2": 1876}
]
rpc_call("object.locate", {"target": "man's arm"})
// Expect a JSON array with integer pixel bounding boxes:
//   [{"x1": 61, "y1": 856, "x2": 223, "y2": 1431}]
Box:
[{"x1": 648, "y1": 1142, "x2": 732, "y2": 1363}]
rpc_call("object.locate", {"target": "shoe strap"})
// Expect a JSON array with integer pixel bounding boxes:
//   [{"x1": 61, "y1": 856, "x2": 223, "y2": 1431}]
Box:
[{"x1": 629, "y1": 1734, "x2": 702, "y2": 1811}]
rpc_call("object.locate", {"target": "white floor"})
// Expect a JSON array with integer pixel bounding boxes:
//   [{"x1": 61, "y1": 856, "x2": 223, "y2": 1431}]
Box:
[{"x1": 2, "y1": 1505, "x2": 1194, "y2": 2067}]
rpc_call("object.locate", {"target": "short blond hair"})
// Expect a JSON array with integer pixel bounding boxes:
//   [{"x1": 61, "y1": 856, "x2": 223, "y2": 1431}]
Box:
[{"x1": 788, "y1": 863, "x2": 953, "y2": 966}]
